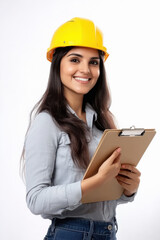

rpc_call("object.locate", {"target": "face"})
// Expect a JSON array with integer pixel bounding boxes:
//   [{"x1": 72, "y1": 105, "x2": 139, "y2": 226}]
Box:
[{"x1": 60, "y1": 47, "x2": 100, "y2": 99}]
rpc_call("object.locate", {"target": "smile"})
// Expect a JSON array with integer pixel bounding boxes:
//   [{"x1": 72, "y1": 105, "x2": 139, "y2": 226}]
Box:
[{"x1": 74, "y1": 77, "x2": 91, "y2": 82}]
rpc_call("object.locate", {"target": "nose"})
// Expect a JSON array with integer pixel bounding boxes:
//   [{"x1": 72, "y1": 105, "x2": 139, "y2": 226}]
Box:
[{"x1": 79, "y1": 61, "x2": 91, "y2": 74}]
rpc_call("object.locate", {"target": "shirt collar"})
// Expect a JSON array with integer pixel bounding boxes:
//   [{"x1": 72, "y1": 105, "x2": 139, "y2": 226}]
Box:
[{"x1": 67, "y1": 103, "x2": 97, "y2": 129}]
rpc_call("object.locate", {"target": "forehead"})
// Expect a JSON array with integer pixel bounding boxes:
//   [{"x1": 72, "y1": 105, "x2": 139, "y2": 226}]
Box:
[{"x1": 67, "y1": 47, "x2": 99, "y2": 57}]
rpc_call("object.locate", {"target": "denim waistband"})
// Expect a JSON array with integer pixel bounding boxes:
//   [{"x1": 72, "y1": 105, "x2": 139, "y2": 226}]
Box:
[{"x1": 51, "y1": 217, "x2": 118, "y2": 235}]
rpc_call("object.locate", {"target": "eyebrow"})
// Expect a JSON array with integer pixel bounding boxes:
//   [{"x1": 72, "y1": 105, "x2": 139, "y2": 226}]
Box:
[{"x1": 67, "y1": 53, "x2": 100, "y2": 60}]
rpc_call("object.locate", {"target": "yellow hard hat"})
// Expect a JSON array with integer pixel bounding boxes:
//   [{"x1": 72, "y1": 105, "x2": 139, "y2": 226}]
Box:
[{"x1": 47, "y1": 17, "x2": 109, "y2": 62}]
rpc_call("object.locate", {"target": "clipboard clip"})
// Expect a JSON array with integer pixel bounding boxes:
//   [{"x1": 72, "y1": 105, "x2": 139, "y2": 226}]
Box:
[{"x1": 119, "y1": 125, "x2": 145, "y2": 136}]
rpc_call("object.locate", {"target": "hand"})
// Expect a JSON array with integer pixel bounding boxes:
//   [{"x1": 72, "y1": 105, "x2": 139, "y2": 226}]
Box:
[
  {"x1": 97, "y1": 148, "x2": 121, "y2": 182},
  {"x1": 81, "y1": 148, "x2": 121, "y2": 197},
  {"x1": 116, "y1": 164, "x2": 141, "y2": 196}
]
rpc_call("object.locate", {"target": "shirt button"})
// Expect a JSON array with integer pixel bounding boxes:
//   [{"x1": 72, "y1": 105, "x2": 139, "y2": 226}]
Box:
[{"x1": 108, "y1": 224, "x2": 112, "y2": 231}]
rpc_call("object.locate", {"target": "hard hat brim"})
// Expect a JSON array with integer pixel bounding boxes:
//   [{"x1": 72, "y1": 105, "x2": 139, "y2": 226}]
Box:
[{"x1": 47, "y1": 46, "x2": 109, "y2": 62}]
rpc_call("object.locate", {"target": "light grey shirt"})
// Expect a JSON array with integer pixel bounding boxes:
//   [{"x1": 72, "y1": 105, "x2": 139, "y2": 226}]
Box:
[{"x1": 25, "y1": 104, "x2": 135, "y2": 221}]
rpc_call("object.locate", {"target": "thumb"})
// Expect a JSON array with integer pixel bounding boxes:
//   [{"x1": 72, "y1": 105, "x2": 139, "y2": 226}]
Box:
[{"x1": 108, "y1": 148, "x2": 121, "y2": 164}]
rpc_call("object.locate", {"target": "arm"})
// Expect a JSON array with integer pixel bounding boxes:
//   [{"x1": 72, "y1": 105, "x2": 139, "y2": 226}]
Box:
[
  {"x1": 81, "y1": 149, "x2": 140, "y2": 204},
  {"x1": 81, "y1": 148, "x2": 122, "y2": 198},
  {"x1": 25, "y1": 112, "x2": 81, "y2": 216}
]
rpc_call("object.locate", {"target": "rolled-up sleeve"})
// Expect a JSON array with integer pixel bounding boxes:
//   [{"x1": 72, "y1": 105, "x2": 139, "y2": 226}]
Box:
[
  {"x1": 116, "y1": 193, "x2": 136, "y2": 205},
  {"x1": 25, "y1": 112, "x2": 82, "y2": 216}
]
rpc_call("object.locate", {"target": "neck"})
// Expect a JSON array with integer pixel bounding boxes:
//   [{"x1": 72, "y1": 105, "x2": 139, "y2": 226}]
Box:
[
  {"x1": 64, "y1": 90, "x2": 86, "y2": 121},
  {"x1": 67, "y1": 96, "x2": 84, "y2": 116}
]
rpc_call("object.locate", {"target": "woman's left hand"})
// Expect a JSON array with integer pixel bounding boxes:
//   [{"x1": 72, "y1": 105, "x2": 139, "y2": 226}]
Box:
[{"x1": 116, "y1": 164, "x2": 141, "y2": 197}]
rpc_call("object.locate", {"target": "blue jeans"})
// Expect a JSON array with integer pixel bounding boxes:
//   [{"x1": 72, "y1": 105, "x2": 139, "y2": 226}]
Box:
[{"x1": 44, "y1": 217, "x2": 118, "y2": 240}]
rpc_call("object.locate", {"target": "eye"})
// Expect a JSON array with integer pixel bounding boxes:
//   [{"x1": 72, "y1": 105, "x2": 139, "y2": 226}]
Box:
[
  {"x1": 70, "y1": 58, "x2": 79, "y2": 63},
  {"x1": 90, "y1": 60, "x2": 99, "y2": 65}
]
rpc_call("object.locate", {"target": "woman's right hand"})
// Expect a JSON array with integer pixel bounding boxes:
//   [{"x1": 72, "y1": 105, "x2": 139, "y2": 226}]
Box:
[
  {"x1": 81, "y1": 148, "x2": 121, "y2": 198},
  {"x1": 97, "y1": 148, "x2": 121, "y2": 182}
]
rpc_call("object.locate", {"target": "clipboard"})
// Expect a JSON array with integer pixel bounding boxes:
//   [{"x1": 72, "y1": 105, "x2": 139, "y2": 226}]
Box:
[{"x1": 82, "y1": 127, "x2": 156, "y2": 203}]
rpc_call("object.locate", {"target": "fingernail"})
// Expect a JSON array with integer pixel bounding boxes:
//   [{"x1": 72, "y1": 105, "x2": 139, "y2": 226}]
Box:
[{"x1": 117, "y1": 148, "x2": 121, "y2": 153}]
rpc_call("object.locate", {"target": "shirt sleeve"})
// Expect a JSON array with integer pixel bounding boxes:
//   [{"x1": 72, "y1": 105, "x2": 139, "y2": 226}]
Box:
[
  {"x1": 116, "y1": 192, "x2": 136, "y2": 205},
  {"x1": 24, "y1": 112, "x2": 82, "y2": 216}
]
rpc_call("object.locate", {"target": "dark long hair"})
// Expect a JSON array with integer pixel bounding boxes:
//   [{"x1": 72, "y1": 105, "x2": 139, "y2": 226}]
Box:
[{"x1": 20, "y1": 47, "x2": 116, "y2": 172}]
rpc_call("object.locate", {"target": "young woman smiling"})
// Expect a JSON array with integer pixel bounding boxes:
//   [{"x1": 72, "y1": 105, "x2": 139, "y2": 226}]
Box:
[{"x1": 21, "y1": 17, "x2": 141, "y2": 240}]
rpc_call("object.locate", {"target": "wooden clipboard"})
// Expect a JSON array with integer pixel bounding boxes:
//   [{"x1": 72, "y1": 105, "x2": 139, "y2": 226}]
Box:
[{"x1": 82, "y1": 127, "x2": 156, "y2": 203}]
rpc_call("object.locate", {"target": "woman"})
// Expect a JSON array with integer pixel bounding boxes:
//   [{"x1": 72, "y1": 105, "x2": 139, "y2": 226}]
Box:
[{"x1": 22, "y1": 17, "x2": 141, "y2": 240}]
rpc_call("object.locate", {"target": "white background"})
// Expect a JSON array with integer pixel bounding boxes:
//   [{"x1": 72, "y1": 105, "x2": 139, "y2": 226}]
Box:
[{"x1": 0, "y1": 0, "x2": 160, "y2": 239}]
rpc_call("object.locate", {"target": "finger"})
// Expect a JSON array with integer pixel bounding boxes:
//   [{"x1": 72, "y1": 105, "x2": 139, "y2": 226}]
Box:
[
  {"x1": 113, "y1": 153, "x2": 121, "y2": 164},
  {"x1": 116, "y1": 175, "x2": 132, "y2": 185},
  {"x1": 117, "y1": 178, "x2": 133, "y2": 192},
  {"x1": 121, "y1": 164, "x2": 141, "y2": 176},
  {"x1": 118, "y1": 170, "x2": 135, "y2": 179},
  {"x1": 108, "y1": 148, "x2": 121, "y2": 164},
  {"x1": 113, "y1": 155, "x2": 121, "y2": 174},
  {"x1": 117, "y1": 176, "x2": 139, "y2": 194},
  {"x1": 117, "y1": 171, "x2": 140, "y2": 187}
]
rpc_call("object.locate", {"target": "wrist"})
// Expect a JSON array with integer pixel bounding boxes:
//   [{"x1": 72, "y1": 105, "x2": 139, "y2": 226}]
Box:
[
  {"x1": 81, "y1": 173, "x2": 102, "y2": 198},
  {"x1": 123, "y1": 190, "x2": 135, "y2": 197}
]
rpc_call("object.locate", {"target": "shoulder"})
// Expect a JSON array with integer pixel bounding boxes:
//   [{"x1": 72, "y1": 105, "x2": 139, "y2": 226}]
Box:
[
  {"x1": 34, "y1": 111, "x2": 54, "y2": 122},
  {"x1": 25, "y1": 111, "x2": 61, "y2": 143},
  {"x1": 32, "y1": 111, "x2": 59, "y2": 130}
]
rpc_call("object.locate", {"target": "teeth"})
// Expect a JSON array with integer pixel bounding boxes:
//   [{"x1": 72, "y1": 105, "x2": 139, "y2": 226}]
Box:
[{"x1": 74, "y1": 77, "x2": 89, "y2": 82}]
